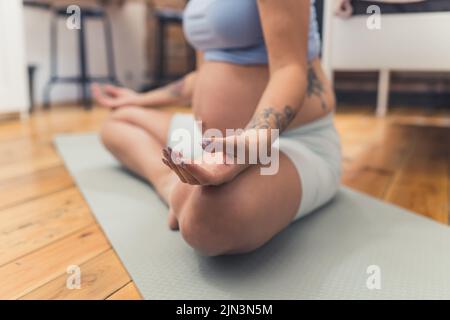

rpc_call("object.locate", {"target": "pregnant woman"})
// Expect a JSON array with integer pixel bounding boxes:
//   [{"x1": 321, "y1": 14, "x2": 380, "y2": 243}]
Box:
[{"x1": 93, "y1": 0, "x2": 341, "y2": 256}]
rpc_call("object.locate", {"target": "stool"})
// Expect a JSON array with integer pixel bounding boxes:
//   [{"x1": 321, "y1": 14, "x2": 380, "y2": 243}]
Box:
[
  {"x1": 151, "y1": 2, "x2": 196, "y2": 88},
  {"x1": 27, "y1": 64, "x2": 37, "y2": 113},
  {"x1": 43, "y1": 6, "x2": 120, "y2": 110}
]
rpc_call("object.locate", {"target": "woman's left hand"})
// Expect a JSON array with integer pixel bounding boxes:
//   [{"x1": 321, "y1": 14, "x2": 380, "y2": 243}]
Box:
[
  {"x1": 162, "y1": 148, "x2": 249, "y2": 186},
  {"x1": 91, "y1": 83, "x2": 140, "y2": 108}
]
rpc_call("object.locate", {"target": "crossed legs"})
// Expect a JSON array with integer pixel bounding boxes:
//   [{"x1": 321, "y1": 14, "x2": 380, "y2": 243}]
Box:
[{"x1": 100, "y1": 106, "x2": 302, "y2": 256}]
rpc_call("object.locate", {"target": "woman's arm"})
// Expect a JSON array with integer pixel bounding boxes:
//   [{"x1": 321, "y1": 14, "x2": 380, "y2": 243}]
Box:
[
  {"x1": 204, "y1": 1, "x2": 310, "y2": 150},
  {"x1": 162, "y1": 1, "x2": 312, "y2": 186},
  {"x1": 204, "y1": 0, "x2": 310, "y2": 155},
  {"x1": 137, "y1": 52, "x2": 204, "y2": 107},
  {"x1": 92, "y1": 71, "x2": 197, "y2": 109},
  {"x1": 93, "y1": 52, "x2": 204, "y2": 109},
  {"x1": 137, "y1": 72, "x2": 197, "y2": 107},
  {"x1": 246, "y1": 0, "x2": 309, "y2": 134}
]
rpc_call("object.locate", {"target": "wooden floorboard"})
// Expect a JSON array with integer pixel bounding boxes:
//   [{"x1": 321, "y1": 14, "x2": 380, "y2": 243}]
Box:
[
  {"x1": 0, "y1": 166, "x2": 74, "y2": 211},
  {"x1": 385, "y1": 126, "x2": 449, "y2": 223},
  {"x1": 0, "y1": 225, "x2": 110, "y2": 299},
  {"x1": 340, "y1": 124, "x2": 416, "y2": 198},
  {"x1": 0, "y1": 104, "x2": 448, "y2": 299},
  {"x1": 21, "y1": 249, "x2": 130, "y2": 300},
  {"x1": 107, "y1": 282, "x2": 143, "y2": 300},
  {"x1": 0, "y1": 188, "x2": 95, "y2": 266}
]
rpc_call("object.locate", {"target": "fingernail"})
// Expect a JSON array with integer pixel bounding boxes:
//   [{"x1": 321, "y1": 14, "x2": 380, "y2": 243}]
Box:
[
  {"x1": 172, "y1": 152, "x2": 181, "y2": 164},
  {"x1": 202, "y1": 139, "x2": 212, "y2": 149}
]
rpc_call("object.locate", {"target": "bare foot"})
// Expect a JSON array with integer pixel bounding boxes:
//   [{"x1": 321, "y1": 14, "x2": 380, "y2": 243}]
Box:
[
  {"x1": 168, "y1": 209, "x2": 179, "y2": 230},
  {"x1": 154, "y1": 171, "x2": 179, "y2": 204},
  {"x1": 154, "y1": 172, "x2": 180, "y2": 230}
]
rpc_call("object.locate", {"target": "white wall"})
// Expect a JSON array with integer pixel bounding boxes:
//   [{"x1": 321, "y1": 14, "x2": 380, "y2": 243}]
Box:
[
  {"x1": 0, "y1": 0, "x2": 29, "y2": 113},
  {"x1": 23, "y1": 2, "x2": 149, "y2": 106},
  {"x1": 322, "y1": 8, "x2": 450, "y2": 74}
]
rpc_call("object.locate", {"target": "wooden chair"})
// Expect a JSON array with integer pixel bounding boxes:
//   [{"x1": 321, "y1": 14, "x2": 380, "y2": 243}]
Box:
[{"x1": 150, "y1": 0, "x2": 195, "y2": 88}]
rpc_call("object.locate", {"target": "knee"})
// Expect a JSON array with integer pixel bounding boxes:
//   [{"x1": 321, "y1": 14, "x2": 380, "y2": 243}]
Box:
[
  {"x1": 99, "y1": 107, "x2": 137, "y2": 150},
  {"x1": 173, "y1": 186, "x2": 248, "y2": 256},
  {"x1": 108, "y1": 105, "x2": 141, "y2": 122},
  {"x1": 179, "y1": 190, "x2": 231, "y2": 256},
  {"x1": 99, "y1": 115, "x2": 120, "y2": 153},
  {"x1": 100, "y1": 117, "x2": 115, "y2": 150}
]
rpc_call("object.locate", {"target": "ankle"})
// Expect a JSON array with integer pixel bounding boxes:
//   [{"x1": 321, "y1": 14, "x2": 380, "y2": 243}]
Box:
[{"x1": 153, "y1": 172, "x2": 178, "y2": 204}]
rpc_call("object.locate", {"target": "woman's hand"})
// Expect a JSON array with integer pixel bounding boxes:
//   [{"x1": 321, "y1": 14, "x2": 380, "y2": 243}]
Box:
[
  {"x1": 92, "y1": 73, "x2": 196, "y2": 109},
  {"x1": 91, "y1": 83, "x2": 140, "y2": 109},
  {"x1": 201, "y1": 128, "x2": 275, "y2": 165},
  {"x1": 162, "y1": 147, "x2": 249, "y2": 186}
]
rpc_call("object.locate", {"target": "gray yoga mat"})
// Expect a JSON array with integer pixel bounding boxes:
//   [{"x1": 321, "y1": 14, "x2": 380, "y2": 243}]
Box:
[{"x1": 54, "y1": 133, "x2": 450, "y2": 299}]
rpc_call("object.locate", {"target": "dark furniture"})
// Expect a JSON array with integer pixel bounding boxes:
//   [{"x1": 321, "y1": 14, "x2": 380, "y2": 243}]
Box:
[
  {"x1": 351, "y1": 0, "x2": 450, "y2": 15},
  {"x1": 150, "y1": 1, "x2": 195, "y2": 88},
  {"x1": 27, "y1": 65, "x2": 37, "y2": 113},
  {"x1": 43, "y1": 6, "x2": 120, "y2": 109}
]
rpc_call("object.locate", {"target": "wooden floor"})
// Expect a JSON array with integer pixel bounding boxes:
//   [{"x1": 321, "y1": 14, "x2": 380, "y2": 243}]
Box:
[{"x1": 0, "y1": 104, "x2": 448, "y2": 299}]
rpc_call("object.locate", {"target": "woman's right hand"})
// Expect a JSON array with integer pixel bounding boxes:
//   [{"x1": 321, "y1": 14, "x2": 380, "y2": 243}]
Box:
[{"x1": 91, "y1": 83, "x2": 140, "y2": 109}]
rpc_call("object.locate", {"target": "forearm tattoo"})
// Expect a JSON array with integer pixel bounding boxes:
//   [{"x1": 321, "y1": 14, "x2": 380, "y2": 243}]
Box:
[
  {"x1": 247, "y1": 64, "x2": 326, "y2": 133},
  {"x1": 307, "y1": 63, "x2": 327, "y2": 110},
  {"x1": 166, "y1": 78, "x2": 185, "y2": 98},
  {"x1": 246, "y1": 105, "x2": 295, "y2": 132}
]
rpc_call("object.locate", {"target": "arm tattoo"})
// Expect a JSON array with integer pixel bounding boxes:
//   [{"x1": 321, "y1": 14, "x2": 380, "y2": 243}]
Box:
[
  {"x1": 307, "y1": 63, "x2": 327, "y2": 110},
  {"x1": 246, "y1": 105, "x2": 295, "y2": 132},
  {"x1": 166, "y1": 79, "x2": 185, "y2": 98}
]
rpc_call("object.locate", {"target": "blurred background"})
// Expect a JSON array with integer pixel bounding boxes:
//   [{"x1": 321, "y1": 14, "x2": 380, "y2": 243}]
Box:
[{"x1": 1, "y1": 0, "x2": 448, "y2": 114}]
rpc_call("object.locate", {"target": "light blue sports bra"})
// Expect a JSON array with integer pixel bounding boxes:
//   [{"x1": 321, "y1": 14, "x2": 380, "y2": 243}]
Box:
[{"x1": 183, "y1": 0, "x2": 321, "y2": 65}]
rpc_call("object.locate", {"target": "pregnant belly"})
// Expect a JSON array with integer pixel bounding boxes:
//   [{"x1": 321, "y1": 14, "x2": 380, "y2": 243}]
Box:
[
  {"x1": 192, "y1": 59, "x2": 334, "y2": 133},
  {"x1": 192, "y1": 62, "x2": 269, "y2": 133}
]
